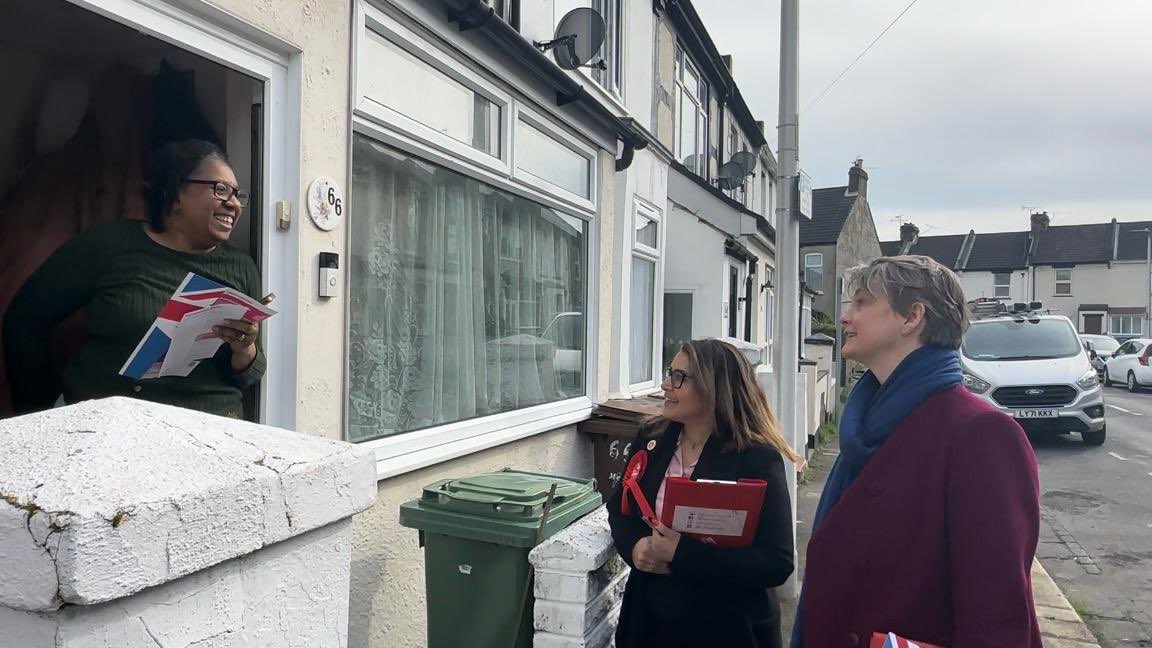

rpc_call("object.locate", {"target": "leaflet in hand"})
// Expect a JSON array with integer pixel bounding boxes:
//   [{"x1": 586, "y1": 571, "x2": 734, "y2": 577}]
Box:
[
  {"x1": 119, "y1": 273, "x2": 276, "y2": 380},
  {"x1": 869, "y1": 632, "x2": 946, "y2": 648}
]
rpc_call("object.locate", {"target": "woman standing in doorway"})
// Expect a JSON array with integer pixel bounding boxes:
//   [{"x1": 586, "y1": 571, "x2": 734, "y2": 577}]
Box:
[
  {"x1": 607, "y1": 338, "x2": 799, "y2": 648},
  {"x1": 790, "y1": 255, "x2": 1042, "y2": 647},
  {"x1": 3, "y1": 140, "x2": 265, "y2": 418}
]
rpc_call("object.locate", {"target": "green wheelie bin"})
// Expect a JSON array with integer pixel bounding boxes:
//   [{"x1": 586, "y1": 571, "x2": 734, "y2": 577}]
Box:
[{"x1": 399, "y1": 469, "x2": 602, "y2": 648}]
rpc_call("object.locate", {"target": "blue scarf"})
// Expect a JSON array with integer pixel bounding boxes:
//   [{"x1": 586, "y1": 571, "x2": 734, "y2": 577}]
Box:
[{"x1": 790, "y1": 345, "x2": 963, "y2": 648}]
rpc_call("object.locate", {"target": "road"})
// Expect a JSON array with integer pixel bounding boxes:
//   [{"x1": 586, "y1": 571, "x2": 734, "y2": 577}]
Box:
[{"x1": 1032, "y1": 385, "x2": 1152, "y2": 647}]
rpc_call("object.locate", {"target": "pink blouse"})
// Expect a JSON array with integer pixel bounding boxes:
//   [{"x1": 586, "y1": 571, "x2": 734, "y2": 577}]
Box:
[{"x1": 655, "y1": 443, "x2": 698, "y2": 520}]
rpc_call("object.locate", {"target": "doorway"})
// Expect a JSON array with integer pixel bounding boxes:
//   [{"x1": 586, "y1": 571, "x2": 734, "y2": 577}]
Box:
[
  {"x1": 0, "y1": 0, "x2": 294, "y2": 424},
  {"x1": 1082, "y1": 313, "x2": 1104, "y2": 335}
]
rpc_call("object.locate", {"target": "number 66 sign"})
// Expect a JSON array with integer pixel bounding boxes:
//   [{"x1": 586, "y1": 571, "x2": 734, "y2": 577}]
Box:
[{"x1": 306, "y1": 177, "x2": 345, "y2": 231}]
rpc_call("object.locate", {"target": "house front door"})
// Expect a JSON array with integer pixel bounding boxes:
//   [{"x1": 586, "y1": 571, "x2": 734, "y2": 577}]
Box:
[{"x1": 1083, "y1": 314, "x2": 1103, "y2": 334}]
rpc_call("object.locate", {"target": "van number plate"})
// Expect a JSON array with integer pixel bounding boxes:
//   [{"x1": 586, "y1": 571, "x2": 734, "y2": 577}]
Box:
[{"x1": 1015, "y1": 409, "x2": 1058, "y2": 419}]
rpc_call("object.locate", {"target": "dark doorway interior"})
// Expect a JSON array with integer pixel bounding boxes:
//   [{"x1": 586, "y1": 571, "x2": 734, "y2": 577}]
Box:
[{"x1": 0, "y1": 0, "x2": 264, "y2": 418}]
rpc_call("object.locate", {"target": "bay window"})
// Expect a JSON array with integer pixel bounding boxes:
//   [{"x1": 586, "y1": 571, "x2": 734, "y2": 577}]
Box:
[{"x1": 348, "y1": 136, "x2": 587, "y2": 442}]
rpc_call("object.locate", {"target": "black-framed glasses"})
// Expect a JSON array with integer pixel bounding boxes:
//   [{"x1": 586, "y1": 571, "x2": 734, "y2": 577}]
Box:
[
  {"x1": 662, "y1": 367, "x2": 691, "y2": 389},
  {"x1": 186, "y1": 179, "x2": 250, "y2": 207}
]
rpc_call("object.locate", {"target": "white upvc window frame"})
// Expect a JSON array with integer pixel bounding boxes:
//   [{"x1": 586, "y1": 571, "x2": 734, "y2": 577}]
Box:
[
  {"x1": 350, "y1": 3, "x2": 604, "y2": 477},
  {"x1": 1054, "y1": 267, "x2": 1073, "y2": 296},
  {"x1": 993, "y1": 272, "x2": 1011, "y2": 299},
  {"x1": 804, "y1": 252, "x2": 824, "y2": 291},
  {"x1": 627, "y1": 199, "x2": 664, "y2": 393},
  {"x1": 763, "y1": 264, "x2": 776, "y2": 352},
  {"x1": 1110, "y1": 314, "x2": 1144, "y2": 336},
  {"x1": 513, "y1": 104, "x2": 598, "y2": 212},
  {"x1": 673, "y1": 45, "x2": 708, "y2": 178},
  {"x1": 356, "y1": 5, "x2": 514, "y2": 179}
]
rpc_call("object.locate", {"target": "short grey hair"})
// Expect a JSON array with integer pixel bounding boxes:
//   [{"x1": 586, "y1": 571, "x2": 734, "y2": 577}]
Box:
[{"x1": 844, "y1": 255, "x2": 970, "y2": 349}]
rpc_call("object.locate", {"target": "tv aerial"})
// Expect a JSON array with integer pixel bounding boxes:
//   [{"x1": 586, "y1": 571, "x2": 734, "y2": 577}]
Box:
[{"x1": 534, "y1": 8, "x2": 607, "y2": 71}]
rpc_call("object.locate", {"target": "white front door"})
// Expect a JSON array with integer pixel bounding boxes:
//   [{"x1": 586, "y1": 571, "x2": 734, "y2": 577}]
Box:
[{"x1": 70, "y1": 0, "x2": 303, "y2": 428}]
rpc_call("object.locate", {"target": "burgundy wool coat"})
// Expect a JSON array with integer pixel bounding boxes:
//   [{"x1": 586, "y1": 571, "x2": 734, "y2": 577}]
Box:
[{"x1": 797, "y1": 385, "x2": 1043, "y2": 648}]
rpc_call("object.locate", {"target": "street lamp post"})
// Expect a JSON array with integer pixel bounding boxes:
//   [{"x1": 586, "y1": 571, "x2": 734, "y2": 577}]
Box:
[{"x1": 1138, "y1": 228, "x2": 1152, "y2": 338}]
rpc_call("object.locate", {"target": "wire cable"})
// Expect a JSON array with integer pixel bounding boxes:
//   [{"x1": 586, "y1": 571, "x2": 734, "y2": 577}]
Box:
[{"x1": 800, "y1": 0, "x2": 923, "y2": 116}]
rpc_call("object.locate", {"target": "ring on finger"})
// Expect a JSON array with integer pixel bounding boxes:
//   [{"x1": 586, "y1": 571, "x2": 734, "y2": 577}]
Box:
[{"x1": 238, "y1": 333, "x2": 247, "y2": 342}]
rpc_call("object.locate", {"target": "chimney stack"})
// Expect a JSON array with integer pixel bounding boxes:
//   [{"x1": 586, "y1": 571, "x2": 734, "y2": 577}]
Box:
[
  {"x1": 1030, "y1": 211, "x2": 1050, "y2": 230},
  {"x1": 721, "y1": 55, "x2": 734, "y2": 75},
  {"x1": 899, "y1": 222, "x2": 920, "y2": 248},
  {"x1": 847, "y1": 158, "x2": 868, "y2": 199}
]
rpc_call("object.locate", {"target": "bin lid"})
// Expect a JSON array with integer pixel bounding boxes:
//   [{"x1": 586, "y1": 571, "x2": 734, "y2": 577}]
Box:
[{"x1": 398, "y1": 469, "x2": 602, "y2": 547}]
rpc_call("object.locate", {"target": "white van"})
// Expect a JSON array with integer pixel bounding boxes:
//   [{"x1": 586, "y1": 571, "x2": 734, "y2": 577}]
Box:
[{"x1": 960, "y1": 302, "x2": 1106, "y2": 445}]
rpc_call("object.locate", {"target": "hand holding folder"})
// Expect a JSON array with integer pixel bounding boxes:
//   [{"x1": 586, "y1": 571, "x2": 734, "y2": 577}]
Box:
[{"x1": 660, "y1": 477, "x2": 767, "y2": 547}]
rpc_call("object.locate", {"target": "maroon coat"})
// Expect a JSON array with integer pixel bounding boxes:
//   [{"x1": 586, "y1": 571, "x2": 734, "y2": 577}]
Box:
[{"x1": 798, "y1": 385, "x2": 1042, "y2": 648}]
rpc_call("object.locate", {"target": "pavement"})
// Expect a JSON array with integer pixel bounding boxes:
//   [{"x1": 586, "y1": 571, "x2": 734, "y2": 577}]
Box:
[
  {"x1": 1032, "y1": 386, "x2": 1152, "y2": 647},
  {"x1": 781, "y1": 437, "x2": 1102, "y2": 647}
]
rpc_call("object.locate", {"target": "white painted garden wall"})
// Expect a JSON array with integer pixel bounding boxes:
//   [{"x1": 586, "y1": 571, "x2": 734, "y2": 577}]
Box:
[{"x1": 0, "y1": 398, "x2": 376, "y2": 647}]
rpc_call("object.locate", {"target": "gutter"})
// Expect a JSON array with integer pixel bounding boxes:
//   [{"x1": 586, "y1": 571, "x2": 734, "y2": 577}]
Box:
[{"x1": 442, "y1": 0, "x2": 649, "y2": 170}]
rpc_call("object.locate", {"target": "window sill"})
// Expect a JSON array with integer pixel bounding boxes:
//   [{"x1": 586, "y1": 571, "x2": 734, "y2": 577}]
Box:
[{"x1": 363, "y1": 398, "x2": 594, "y2": 480}]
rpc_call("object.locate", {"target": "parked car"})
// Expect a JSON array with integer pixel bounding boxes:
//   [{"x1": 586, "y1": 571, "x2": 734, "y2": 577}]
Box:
[
  {"x1": 1080, "y1": 334, "x2": 1118, "y2": 378},
  {"x1": 1079, "y1": 334, "x2": 1120, "y2": 361},
  {"x1": 961, "y1": 302, "x2": 1106, "y2": 445},
  {"x1": 1103, "y1": 337, "x2": 1152, "y2": 393}
]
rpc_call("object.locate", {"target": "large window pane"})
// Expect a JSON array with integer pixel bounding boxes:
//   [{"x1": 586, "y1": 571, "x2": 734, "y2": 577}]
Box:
[
  {"x1": 360, "y1": 30, "x2": 499, "y2": 156},
  {"x1": 516, "y1": 120, "x2": 591, "y2": 197},
  {"x1": 348, "y1": 136, "x2": 587, "y2": 442},
  {"x1": 635, "y1": 218, "x2": 657, "y2": 248},
  {"x1": 804, "y1": 253, "x2": 824, "y2": 290},
  {"x1": 630, "y1": 257, "x2": 655, "y2": 384},
  {"x1": 678, "y1": 89, "x2": 699, "y2": 170}
]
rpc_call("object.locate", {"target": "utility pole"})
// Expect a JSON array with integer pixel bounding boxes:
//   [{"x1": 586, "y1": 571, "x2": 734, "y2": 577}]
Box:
[
  {"x1": 773, "y1": 0, "x2": 801, "y2": 599},
  {"x1": 1138, "y1": 228, "x2": 1152, "y2": 337}
]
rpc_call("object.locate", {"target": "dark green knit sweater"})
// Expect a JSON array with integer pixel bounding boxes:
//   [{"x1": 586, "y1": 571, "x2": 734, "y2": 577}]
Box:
[{"x1": 3, "y1": 219, "x2": 266, "y2": 418}]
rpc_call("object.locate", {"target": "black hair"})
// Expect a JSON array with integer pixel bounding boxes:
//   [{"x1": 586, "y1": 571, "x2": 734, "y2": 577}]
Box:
[{"x1": 143, "y1": 139, "x2": 229, "y2": 231}]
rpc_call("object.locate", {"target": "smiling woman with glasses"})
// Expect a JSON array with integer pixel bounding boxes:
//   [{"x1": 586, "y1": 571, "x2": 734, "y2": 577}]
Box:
[
  {"x1": 607, "y1": 338, "x2": 800, "y2": 648},
  {"x1": 4, "y1": 140, "x2": 266, "y2": 420}
]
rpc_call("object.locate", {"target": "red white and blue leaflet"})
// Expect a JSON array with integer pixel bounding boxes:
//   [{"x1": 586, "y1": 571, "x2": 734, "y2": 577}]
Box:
[
  {"x1": 869, "y1": 632, "x2": 946, "y2": 648},
  {"x1": 119, "y1": 273, "x2": 275, "y2": 380}
]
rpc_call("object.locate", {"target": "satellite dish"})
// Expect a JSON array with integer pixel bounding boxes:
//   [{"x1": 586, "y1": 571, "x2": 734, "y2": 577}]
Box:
[
  {"x1": 731, "y1": 151, "x2": 758, "y2": 176},
  {"x1": 681, "y1": 154, "x2": 702, "y2": 174},
  {"x1": 534, "y1": 8, "x2": 607, "y2": 71},
  {"x1": 716, "y1": 161, "x2": 746, "y2": 191}
]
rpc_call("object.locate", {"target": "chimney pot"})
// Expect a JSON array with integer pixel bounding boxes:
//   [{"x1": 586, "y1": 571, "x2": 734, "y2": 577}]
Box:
[
  {"x1": 1030, "y1": 211, "x2": 1050, "y2": 230},
  {"x1": 900, "y1": 223, "x2": 920, "y2": 245},
  {"x1": 847, "y1": 159, "x2": 868, "y2": 199}
]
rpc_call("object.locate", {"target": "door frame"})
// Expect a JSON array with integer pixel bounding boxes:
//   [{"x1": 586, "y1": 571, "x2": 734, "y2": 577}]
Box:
[
  {"x1": 68, "y1": 0, "x2": 303, "y2": 429},
  {"x1": 1079, "y1": 310, "x2": 1106, "y2": 335}
]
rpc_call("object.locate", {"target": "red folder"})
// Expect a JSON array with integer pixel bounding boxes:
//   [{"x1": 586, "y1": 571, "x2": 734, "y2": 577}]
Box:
[{"x1": 659, "y1": 477, "x2": 767, "y2": 547}]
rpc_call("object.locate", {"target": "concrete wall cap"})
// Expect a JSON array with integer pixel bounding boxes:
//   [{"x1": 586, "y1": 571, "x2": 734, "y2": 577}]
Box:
[
  {"x1": 529, "y1": 507, "x2": 615, "y2": 572},
  {"x1": 0, "y1": 398, "x2": 377, "y2": 612}
]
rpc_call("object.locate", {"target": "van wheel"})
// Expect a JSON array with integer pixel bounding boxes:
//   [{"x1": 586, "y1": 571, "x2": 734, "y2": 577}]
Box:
[
  {"x1": 1082, "y1": 427, "x2": 1106, "y2": 446},
  {"x1": 1128, "y1": 371, "x2": 1140, "y2": 393}
]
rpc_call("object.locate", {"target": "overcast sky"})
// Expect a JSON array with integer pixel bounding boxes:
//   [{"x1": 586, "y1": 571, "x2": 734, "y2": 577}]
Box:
[{"x1": 693, "y1": 0, "x2": 1152, "y2": 242}]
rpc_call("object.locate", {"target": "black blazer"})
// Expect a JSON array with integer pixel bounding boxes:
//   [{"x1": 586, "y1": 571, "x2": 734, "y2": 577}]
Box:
[{"x1": 606, "y1": 422, "x2": 795, "y2": 648}]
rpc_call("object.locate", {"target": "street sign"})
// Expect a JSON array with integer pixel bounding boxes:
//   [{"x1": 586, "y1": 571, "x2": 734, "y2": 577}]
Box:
[{"x1": 797, "y1": 170, "x2": 813, "y2": 219}]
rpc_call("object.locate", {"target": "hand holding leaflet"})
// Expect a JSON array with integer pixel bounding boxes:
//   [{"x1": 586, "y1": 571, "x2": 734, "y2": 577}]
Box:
[{"x1": 119, "y1": 273, "x2": 276, "y2": 379}]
